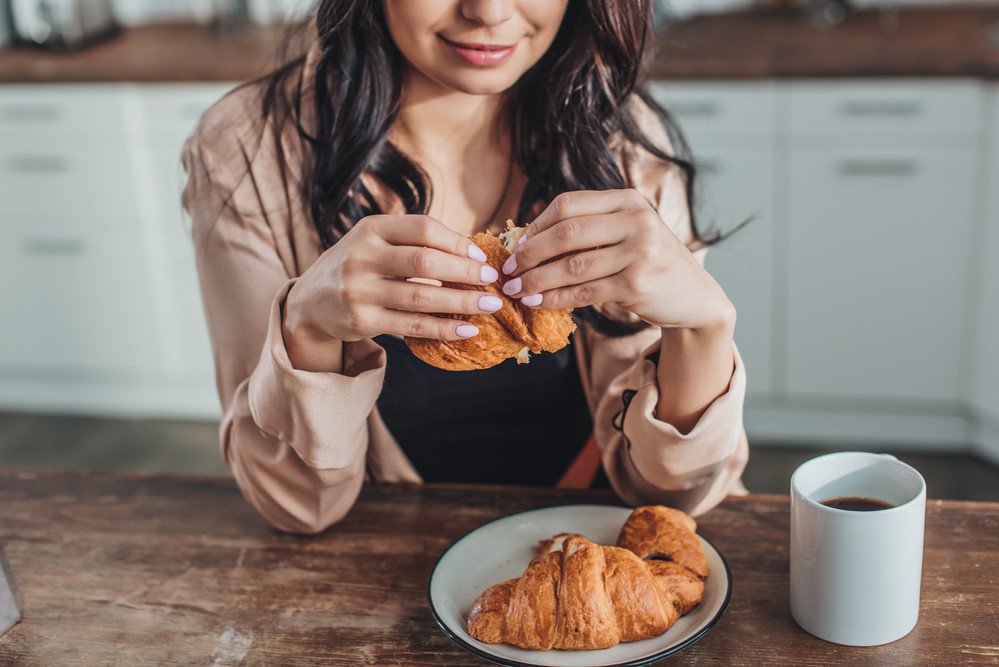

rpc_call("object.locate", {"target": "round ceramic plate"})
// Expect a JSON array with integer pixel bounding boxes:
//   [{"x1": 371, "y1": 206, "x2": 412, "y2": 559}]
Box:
[{"x1": 428, "y1": 505, "x2": 731, "y2": 667}]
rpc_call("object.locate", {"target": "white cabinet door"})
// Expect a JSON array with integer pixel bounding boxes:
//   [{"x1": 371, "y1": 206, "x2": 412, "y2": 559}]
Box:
[
  {"x1": 134, "y1": 84, "x2": 234, "y2": 398},
  {"x1": 785, "y1": 145, "x2": 978, "y2": 403},
  {"x1": 0, "y1": 86, "x2": 164, "y2": 383},
  {"x1": 0, "y1": 230, "x2": 161, "y2": 379},
  {"x1": 648, "y1": 82, "x2": 777, "y2": 400},
  {"x1": 788, "y1": 81, "x2": 982, "y2": 142},
  {"x1": 970, "y1": 89, "x2": 999, "y2": 423},
  {"x1": 696, "y1": 148, "x2": 776, "y2": 400},
  {"x1": 649, "y1": 82, "x2": 778, "y2": 146}
]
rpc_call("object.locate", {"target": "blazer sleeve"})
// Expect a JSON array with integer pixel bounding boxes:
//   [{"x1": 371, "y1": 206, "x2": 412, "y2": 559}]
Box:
[
  {"x1": 581, "y1": 99, "x2": 750, "y2": 516},
  {"x1": 181, "y1": 101, "x2": 386, "y2": 534}
]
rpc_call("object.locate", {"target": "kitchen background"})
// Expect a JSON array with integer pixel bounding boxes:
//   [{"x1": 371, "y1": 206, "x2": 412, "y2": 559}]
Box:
[{"x1": 1, "y1": 0, "x2": 998, "y2": 498}]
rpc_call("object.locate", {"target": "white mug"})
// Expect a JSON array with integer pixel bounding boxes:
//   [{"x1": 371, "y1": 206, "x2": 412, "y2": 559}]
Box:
[{"x1": 790, "y1": 451, "x2": 926, "y2": 646}]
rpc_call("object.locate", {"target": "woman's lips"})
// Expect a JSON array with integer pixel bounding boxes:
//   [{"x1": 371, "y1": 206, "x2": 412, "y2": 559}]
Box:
[{"x1": 438, "y1": 35, "x2": 517, "y2": 66}]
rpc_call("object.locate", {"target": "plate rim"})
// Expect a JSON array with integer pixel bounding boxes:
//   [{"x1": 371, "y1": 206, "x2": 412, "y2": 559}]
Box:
[{"x1": 426, "y1": 503, "x2": 733, "y2": 667}]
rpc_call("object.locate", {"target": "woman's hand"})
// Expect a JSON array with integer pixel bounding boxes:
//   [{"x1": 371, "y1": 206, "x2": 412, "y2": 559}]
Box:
[
  {"x1": 503, "y1": 189, "x2": 737, "y2": 431},
  {"x1": 500, "y1": 189, "x2": 735, "y2": 332},
  {"x1": 282, "y1": 215, "x2": 502, "y2": 371}
]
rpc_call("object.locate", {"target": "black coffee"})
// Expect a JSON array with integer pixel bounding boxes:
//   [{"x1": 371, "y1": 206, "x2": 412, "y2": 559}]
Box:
[{"x1": 821, "y1": 496, "x2": 895, "y2": 511}]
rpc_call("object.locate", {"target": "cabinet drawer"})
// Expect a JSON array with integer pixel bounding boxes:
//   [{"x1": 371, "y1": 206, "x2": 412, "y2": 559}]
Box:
[
  {"x1": 788, "y1": 81, "x2": 982, "y2": 139},
  {"x1": 648, "y1": 82, "x2": 777, "y2": 143},
  {"x1": 0, "y1": 85, "x2": 126, "y2": 135},
  {"x1": 0, "y1": 232, "x2": 163, "y2": 379},
  {"x1": 0, "y1": 132, "x2": 138, "y2": 231},
  {"x1": 785, "y1": 146, "x2": 977, "y2": 403}
]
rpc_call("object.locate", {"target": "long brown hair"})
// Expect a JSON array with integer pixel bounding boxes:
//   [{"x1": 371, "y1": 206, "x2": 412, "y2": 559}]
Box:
[{"x1": 261, "y1": 0, "x2": 711, "y2": 336}]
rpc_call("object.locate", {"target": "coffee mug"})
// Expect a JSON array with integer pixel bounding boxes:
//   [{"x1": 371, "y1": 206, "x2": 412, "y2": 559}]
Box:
[{"x1": 790, "y1": 451, "x2": 926, "y2": 646}]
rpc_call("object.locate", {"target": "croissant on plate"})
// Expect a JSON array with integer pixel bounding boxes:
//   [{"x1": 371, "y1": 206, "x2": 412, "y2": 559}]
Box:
[
  {"x1": 404, "y1": 222, "x2": 576, "y2": 371},
  {"x1": 467, "y1": 506, "x2": 707, "y2": 651}
]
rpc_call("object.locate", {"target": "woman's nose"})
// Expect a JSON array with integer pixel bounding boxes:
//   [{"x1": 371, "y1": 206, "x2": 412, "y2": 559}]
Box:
[{"x1": 459, "y1": 0, "x2": 514, "y2": 27}]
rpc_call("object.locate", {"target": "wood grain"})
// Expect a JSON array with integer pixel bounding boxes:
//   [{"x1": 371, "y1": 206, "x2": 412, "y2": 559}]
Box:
[
  {"x1": 649, "y1": 6, "x2": 999, "y2": 80},
  {"x1": 2, "y1": 6, "x2": 999, "y2": 85},
  {"x1": 0, "y1": 469, "x2": 996, "y2": 665},
  {"x1": 0, "y1": 23, "x2": 289, "y2": 84}
]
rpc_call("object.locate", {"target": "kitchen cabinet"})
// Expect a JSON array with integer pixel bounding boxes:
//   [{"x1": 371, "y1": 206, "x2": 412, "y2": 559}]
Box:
[
  {"x1": 969, "y1": 87, "x2": 999, "y2": 464},
  {"x1": 785, "y1": 143, "x2": 978, "y2": 403},
  {"x1": 784, "y1": 82, "x2": 982, "y2": 405},
  {"x1": 133, "y1": 84, "x2": 235, "y2": 411},
  {"x1": 0, "y1": 83, "x2": 230, "y2": 417},
  {"x1": 0, "y1": 86, "x2": 160, "y2": 383},
  {"x1": 0, "y1": 230, "x2": 161, "y2": 378},
  {"x1": 650, "y1": 83, "x2": 778, "y2": 401}
]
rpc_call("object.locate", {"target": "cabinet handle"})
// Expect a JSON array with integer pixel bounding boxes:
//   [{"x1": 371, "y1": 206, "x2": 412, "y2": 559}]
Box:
[
  {"x1": 7, "y1": 155, "x2": 70, "y2": 173},
  {"x1": 23, "y1": 237, "x2": 87, "y2": 256},
  {"x1": 837, "y1": 158, "x2": 918, "y2": 177},
  {"x1": 0, "y1": 104, "x2": 61, "y2": 122},
  {"x1": 839, "y1": 100, "x2": 922, "y2": 118},
  {"x1": 670, "y1": 100, "x2": 721, "y2": 118}
]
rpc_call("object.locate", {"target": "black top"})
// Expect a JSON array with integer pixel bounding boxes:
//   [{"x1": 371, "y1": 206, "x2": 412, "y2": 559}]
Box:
[{"x1": 374, "y1": 333, "x2": 594, "y2": 486}]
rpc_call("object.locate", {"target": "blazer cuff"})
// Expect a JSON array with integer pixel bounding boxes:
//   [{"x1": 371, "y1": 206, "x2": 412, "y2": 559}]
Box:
[
  {"x1": 622, "y1": 340, "x2": 747, "y2": 490},
  {"x1": 247, "y1": 278, "x2": 386, "y2": 469}
]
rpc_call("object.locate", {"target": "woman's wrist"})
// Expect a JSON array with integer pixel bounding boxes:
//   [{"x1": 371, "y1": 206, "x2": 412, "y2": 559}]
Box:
[
  {"x1": 282, "y1": 286, "x2": 344, "y2": 373},
  {"x1": 654, "y1": 300, "x2": 737, "y2": 433}
]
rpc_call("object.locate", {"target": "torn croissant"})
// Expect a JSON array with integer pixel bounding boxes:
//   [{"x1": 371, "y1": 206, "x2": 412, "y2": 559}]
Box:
[
  {"x1": 404, "y1": 221, "x2": 576, "y2": 371},
  {"x1": 467, "y1": 506, "x2": 707, "y2": 651}
]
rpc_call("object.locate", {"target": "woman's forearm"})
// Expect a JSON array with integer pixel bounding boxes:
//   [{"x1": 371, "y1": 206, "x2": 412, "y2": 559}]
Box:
[{"x1": 654, "y1": 315, "x2": 737, "y2": 435}]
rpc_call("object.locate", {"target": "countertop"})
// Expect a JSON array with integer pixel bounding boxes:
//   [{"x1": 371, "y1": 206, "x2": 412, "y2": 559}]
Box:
[
  {"x1": 0, "y1": 23, "x2": 287, "y2": 84},
  {"x1": 1, "y1": 6, "x2": 999, "y2": 84},
  {"x1": 0, "y1": 468, "x2": 996, "y2": 664},
  {"x1": 650, "y1": 5, "x2": 999, "y2": 80}
]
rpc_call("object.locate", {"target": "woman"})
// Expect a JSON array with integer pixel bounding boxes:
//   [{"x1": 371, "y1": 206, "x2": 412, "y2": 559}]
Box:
[{"x1": 182, "y1": 0, "x2": 748, "y2": 534}]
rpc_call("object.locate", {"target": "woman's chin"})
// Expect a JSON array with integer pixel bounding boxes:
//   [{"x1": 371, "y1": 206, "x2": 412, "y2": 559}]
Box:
[{"x1": 435, "y1": 69, "x2": 524, "y2": 97}]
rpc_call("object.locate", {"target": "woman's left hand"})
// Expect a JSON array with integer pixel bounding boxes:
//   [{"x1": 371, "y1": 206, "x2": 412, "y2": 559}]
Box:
[{"x1": 501, "y1": 189, "x2": 735, "y2": 331}]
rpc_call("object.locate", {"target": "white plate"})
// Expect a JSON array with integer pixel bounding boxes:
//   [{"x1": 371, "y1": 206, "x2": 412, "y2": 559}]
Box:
[{"x1": 428, "y1": 505, "x2": 731, "y2": 667}]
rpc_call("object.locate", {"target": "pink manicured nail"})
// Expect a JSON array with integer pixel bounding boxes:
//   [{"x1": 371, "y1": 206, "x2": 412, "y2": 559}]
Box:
[
  {"x1": 456, "y1": 324, "x2": 479, "y2": 338},
  {"x1": 468, "y1": 244, "x2": 487, "y2": 262},
  {"x1": 517, "y1": 233, "x2": 528, "y2": 247},
  {"x1": 478, "y1": 295, "x2": 502, "y2": 313},
  {"x1": 502, "y1": 254, "x2": 517, "y2": 275},
  {"x1": 480, "y1": 265, "x2": 499, "y2": 283},
  {"x1": 502, "y1": 277, "x2": 522, "y2": 296},
  {"x1": 521, "y1": 293, "x2": 543, "y2": 307}
]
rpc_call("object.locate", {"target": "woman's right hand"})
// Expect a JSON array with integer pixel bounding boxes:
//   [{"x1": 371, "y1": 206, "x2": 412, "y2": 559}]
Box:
[{"x1": 283, "y1": 215, "x2": 502, "y2": 362}]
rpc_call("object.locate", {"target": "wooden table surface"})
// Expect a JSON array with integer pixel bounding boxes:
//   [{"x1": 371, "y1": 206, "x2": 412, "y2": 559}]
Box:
[
  {"x1": 0, "y1": 468, "x2": 996, "y2": 665},
  {"x1": 2, "y1": 6, "x2": 999, "y2": 84}
]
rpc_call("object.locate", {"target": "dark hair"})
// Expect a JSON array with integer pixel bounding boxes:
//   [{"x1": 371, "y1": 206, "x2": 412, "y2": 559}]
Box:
[{"x1": 261, "y1": 0, "x2": 714, "y2": 336}]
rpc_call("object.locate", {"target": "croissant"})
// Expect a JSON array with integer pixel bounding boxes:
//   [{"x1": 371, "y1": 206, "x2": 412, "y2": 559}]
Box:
[
  {"x1": 467, "y1": 506, "x2": 707, "y2": 651},
  {"x1": 404, "y1": 223, "x2": 576, "y2": 371}
]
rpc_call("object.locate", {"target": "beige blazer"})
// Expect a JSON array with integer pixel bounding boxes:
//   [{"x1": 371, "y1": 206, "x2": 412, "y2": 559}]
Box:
[{"x1": 181, "y1": 53, "x2": 749, "y2": 534}]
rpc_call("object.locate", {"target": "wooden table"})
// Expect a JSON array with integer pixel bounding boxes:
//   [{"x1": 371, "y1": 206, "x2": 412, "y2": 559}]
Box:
[{"x1": 0, "y1": 469, "x2": 996, "y2": 665}]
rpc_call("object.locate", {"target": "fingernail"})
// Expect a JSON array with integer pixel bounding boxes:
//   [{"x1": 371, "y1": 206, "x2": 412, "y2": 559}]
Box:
[
  {"x1": 502, "y1": 254, "x2": 517, "y2": 275},
  {"x1": 456, "y1": 324, "x2": 479, "y2": 338},
  {"x1": 480, "y1": 265, "x2": 499, "y2": 283},
  {"x1": 521, "y1": 293, "x2": 543, "y2": 307},
  {"x1": 502, "y1": 277, "x2": 522, "y2": 296},
  {"x1": 468, "y1": 244, "x2": 487, "y2": 262},
  {"x1": 517, "y1": 233, "x2": 528, "y2": 247},
  {"x1": 478, "y1": 295, "x2": 502, "y2": 313}
]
